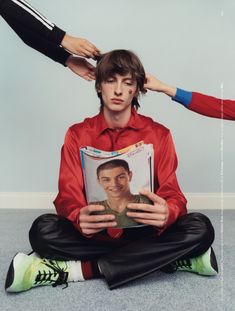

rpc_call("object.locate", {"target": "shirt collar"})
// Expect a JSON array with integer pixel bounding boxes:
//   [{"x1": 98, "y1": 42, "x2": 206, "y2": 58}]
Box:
[{"x1": 96, "y1": 108, "x2": 145, "y2": 137}]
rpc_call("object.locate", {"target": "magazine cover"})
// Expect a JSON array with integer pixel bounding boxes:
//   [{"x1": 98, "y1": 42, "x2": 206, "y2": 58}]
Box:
[{"x1": 80, "y1": 142, "x2": 154, "y2": 228}]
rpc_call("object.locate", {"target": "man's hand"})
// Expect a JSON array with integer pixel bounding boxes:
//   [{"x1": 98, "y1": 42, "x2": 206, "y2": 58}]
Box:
[
  {"x1": 127, "y1": 189, "x2": 169, "y2": 228},
  {"x1": 144, "y1": 74, "x2": 177, "y2": 97},
  {"x1": 79, "y1": 205, "x2": 117, "y2": 235},
  {"x1": 66, "y1": 56, "x2": 96, "y2": 80},
  {"x1": 61, "y1": 34, "x2": 100, "y2": 59}
]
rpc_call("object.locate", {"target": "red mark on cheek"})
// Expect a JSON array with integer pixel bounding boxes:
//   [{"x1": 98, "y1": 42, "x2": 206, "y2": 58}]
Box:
[{"x1": 128, "y1": 89, "x2": 133, "y2": 94}]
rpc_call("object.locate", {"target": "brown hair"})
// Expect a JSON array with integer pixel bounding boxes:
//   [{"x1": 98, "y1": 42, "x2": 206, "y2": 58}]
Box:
[
  {"x1": 95, "y1": 50, "x2": 146, "y2": 110},
  {"x1": 97, "y1": 159, "x2": 130, "y2": 178}
]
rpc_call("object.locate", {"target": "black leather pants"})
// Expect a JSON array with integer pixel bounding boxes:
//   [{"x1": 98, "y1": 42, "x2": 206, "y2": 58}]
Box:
[{"x1": 29, "y1": 212, "x2": 215, "y2": 289}]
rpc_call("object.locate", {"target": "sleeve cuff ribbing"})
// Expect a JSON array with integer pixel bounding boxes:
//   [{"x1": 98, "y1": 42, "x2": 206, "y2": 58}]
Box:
[{"x1": 172, "y1": 88, "x2": 192, "y2": 108}]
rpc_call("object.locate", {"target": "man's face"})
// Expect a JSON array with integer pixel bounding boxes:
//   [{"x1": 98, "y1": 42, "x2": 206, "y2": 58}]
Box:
[
  {"x1": 98, "y1": 166, "x2": 132, "y2": 199},
  {"x1": 99, "y1": 74, "x2": 138, "y2": 113}
]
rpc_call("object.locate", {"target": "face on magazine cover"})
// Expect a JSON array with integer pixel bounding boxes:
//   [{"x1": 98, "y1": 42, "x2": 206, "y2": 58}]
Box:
[
  {"x1": 97, "y1": 166, "x2": 133, "y2": 200},
  {"x1": 99, "y1": 73, "x2": 138, "y2": 113}
]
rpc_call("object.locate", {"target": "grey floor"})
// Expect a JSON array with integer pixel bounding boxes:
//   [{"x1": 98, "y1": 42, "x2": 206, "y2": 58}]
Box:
[{"x1": 0, "y1": 209, "x2": 234, "y2": 311}]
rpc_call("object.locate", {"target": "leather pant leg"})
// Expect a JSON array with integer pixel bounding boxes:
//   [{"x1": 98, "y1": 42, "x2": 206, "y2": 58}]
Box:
[
  {"x1": 28, "y1": 213, "x2": 152, "y2": 260},
  {"x1": 98, "y1": 212, "x2": 215, "y2": 289},
  {"x1": 29, "y1": 213, "x2": 126, "y2": 260}
]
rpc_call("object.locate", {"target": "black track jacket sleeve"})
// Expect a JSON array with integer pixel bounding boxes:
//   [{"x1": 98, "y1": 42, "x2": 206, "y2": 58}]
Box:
[{"x1": 0, "y1": 0, "x2": 70, "y2": 65}]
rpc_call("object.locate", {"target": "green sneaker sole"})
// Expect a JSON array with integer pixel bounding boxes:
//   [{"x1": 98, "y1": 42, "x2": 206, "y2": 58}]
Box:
[
  {"x1": 207, "y1": 247, "x2": 218, "y2": 274},
  {"x1": 5, "y1": 253, "x2": 29, "y2": 293},
  {"x1": 5, "y1": 254, "x2": 16, "y2": 291},
  {"x1": 193, "y1": 247, "x2": 218, "y2": 276}
]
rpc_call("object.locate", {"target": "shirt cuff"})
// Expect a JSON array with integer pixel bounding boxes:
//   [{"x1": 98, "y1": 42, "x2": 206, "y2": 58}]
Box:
[
  {"x1": 49, "y1": 25, "x2": 66, "y2": 45},
  {"x1": 172, "y1": 88, "x2": 192, "y2": 108},
  {"x1": 56, "y1": 48, "x2": 71, "y2": 66},
  {"x1": 69, "y1": 210, "x2": 95, "y2": 238},
  {"x1": 156, "y1": 202, "x2": 187, "y2": 235}
]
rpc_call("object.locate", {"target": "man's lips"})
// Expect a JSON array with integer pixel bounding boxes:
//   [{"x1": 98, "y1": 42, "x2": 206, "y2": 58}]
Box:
[
  {"x1": 108, "y1": 187, "x2": 123, "y2": 192},
  {"x1": 111, "y1": 98, "x2": 124, "y2": 103}
]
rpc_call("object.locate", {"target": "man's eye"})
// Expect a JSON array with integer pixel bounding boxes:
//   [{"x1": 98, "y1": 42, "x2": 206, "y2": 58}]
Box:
[
  {"x1": 125, "y1": 81, "x2": 134, "y2": 86},
  {"x1": 106, "y1": 79, "x2": 114, "y2": 83},
  {"x1": 101, "y1": 179, "x2": 109, "y2": 182}
]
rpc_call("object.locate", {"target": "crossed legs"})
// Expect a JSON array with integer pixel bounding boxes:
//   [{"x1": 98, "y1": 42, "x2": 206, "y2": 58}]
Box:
[{"x1": 28, "y1": 212, "x2": 215, "y2": 289}]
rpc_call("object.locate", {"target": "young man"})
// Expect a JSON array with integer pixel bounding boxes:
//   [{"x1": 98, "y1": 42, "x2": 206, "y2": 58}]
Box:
[
  {"x1": 0, "y1": 0, "x2": 100, "y2": 80},
  {"x1": 5, "y1": 50, "x2": 218, "y2": 293},
  {"x1": 91, "y1": 159, "x2": 152, "y2": 228},
  {"x1": 144, "y1": 74, "x2": 235, "y2": 120}
]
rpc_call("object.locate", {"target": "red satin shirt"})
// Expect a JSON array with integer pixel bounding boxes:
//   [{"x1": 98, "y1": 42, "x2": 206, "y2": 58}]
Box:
[{"x1": 54, "y1": 108, "x2": 187, "y2": 236}]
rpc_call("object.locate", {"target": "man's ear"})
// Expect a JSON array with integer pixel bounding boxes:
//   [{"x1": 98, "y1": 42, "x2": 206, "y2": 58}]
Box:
[{"x1": 128, "y1": 171, "x2": 133, "y2": 182}]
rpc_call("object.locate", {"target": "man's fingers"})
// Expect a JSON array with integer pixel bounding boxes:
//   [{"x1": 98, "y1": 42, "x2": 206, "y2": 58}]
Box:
[
  {"x1": 139, "y1": 188, "x2": 166, "y2": 205},
  {"x1": 133, "y1": 218, "x2": 165, "y2": 228},
  {"x1": 66, "y1": 56, "x2": 96, "y2": 80},
  {"x1": 79, "y1": 45, "x2": 99, "y2": 58},
  {"x1": 81, "y1": 40, "x2": 100, "y2": 51},
  {"x1": 83, "y1": 44, "x2": 100, "y2": 57},
  {"x1": 80, "y1": 221, "x2": 117, "y2": 229},
  {"x1": 85, "y1": 204, "x2": 106, "y2": 214},
  {"x1": 81, "y1": 72, "x2": 95, "y2": 81},
  {"x1": 127, "y1": 211, "x2": 167, "y2": 221},
  {"x1": 127, "y1": 203, "x2": 154, "y2": 212},
  {"x1": 82, "y1": 76, "x2": 93, "y2": 81},
  {"x1": 86, "y1": 62, "x2": 95, "y2": 70},
  {"x1": 127, "y1": 202, "x2": 166, "y2": 214},
  {"x1": 80, "y1": 213, "x2": 115, "y2": 223}
]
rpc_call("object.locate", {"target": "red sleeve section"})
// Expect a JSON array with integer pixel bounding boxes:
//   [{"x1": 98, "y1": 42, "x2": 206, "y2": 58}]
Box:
[
  {"x1": 190, "y1": 92, "x2": 235, "y2": 121},
  {"x1": 53, "y1": 128, "x2": 87, "y2": 232},
  {"x1": 155, "y1": 130, "x2": 187, "y2": 234}
]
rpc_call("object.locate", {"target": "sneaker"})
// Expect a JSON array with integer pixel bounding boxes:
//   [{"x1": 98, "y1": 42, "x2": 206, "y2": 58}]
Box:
[
  {"x1": 5, "y1": 253, "x2": 69, "y2": 293},
  {"x1": 175, "y1": 247, "x2": 218, "y2": 276},
  {"x1": 27, "y1": 251, "x2": 41, "y2": 258}
]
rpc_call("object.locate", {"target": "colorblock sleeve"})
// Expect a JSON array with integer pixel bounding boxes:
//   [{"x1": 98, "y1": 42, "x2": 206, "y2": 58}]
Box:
[
  {"x1": 54, "y1": 128, "x2": 87, "y2": 231},
  {"x1": 0, "y1": 0, "x2": 70, "y2": 65},
  {"x1": 155, "y1": 130, "x2": 187, "y2": 232},
  {"x1": 189, "y1": 92, "x2": 235, "y2": 121},
  {"x1": 173, "y1": 88, "x2": 235, "y2": 121}
]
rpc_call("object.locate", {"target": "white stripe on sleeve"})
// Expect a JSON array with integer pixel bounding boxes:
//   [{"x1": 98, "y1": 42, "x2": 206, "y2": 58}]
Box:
[{"x1": 12, "y1": 0, "x2": 54, "y2": 30}]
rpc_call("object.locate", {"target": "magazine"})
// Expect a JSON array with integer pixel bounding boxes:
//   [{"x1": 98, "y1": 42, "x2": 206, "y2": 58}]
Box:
[{"x1": 80, "y1": 141, "x2": 154, "y2": 228}]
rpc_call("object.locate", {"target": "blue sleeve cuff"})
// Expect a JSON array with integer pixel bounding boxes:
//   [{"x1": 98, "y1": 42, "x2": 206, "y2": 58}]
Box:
[{"x1": 172, "y1": 88, "x2": 192, "y2": 108}]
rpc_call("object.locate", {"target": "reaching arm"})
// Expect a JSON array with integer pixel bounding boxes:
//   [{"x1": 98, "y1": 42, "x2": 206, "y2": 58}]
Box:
[
  {"x1": 0, "y1": 0, "x2": 100, "y2": 76},
  {"x1": 173, "y1": 89, "x2": 235, "y2": 121},
  {"x1": 144, "y1": 74, "x2": 235, "y2": 120},
  {"x1": 0, "y1": 0, "x2": 69, "y2": 65}
]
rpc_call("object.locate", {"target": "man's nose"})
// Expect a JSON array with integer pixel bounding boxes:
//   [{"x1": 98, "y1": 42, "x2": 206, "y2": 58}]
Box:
[
  {"x1": 110, "y1": 178, "x2": 118, "y2": 187},
  {"x1": 114, "y1": 82, "x2": 123, "y2": 96}
]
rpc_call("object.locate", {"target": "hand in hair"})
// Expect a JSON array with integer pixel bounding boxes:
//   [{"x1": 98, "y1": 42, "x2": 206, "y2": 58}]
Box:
[
  {"x1": 66, "y1": 56, "x2": 96, "y2": 81},
  {"x1": 61, "y1": 35, "x2": 100, "y2": 59},
  {"x1": 144, "y1": 74, "x2": 176, "y2": 97}
]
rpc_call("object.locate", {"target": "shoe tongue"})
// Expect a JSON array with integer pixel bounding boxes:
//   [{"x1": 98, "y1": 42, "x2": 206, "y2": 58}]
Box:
[{"x1": 107, "y1": 228, "x2": 123, "y2": 238}]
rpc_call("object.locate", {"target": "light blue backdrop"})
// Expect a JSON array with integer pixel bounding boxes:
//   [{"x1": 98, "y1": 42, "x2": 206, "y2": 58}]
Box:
[{"x1": 0, "y1": 0, "x2": 234, "y2": 193}]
